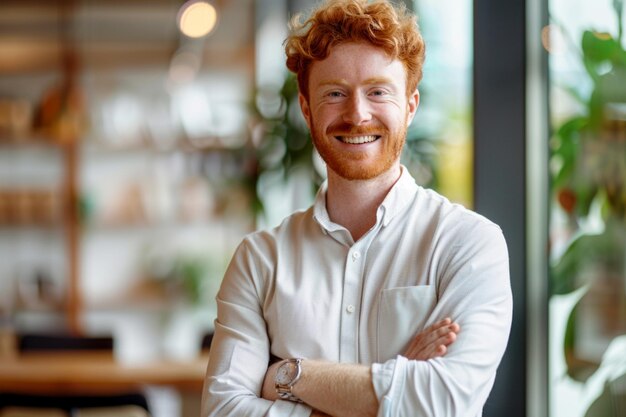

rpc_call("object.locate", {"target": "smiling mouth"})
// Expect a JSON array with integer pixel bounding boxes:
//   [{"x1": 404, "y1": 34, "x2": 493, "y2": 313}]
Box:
[{"x1": 336, "y1": 135, "x2": 380, "y2": 144}]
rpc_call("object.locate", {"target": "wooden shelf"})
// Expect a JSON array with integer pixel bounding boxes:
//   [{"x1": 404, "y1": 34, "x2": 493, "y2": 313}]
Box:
[
  {"x1": 0, "y1": 130, "x2": 81, "y2": 148},
  {"x1": 81, "y1": 138, "x2": 245, "y2": 154}
]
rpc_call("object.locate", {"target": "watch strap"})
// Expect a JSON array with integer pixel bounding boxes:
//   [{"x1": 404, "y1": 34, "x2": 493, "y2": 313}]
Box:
[{"x1": 277, "y1": 390, "x2": 303, "y2": 402}]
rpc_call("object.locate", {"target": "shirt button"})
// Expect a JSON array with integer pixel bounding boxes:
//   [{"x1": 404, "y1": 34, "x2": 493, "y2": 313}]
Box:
[
  {"x1": 346, "y1": 304, "x2": 355, "y2": 313},
  {"x1": 352, "y1": 252, "x2": 361, "y2": 261}
]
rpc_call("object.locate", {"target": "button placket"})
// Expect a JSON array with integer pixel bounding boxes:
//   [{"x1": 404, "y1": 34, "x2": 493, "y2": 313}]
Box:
[
  {"x1": 339, "y1": 247, "x2": 364, "y2": 362},
  {"x1": 340, "y1": 216, "x2": 384, "y2": 363},
  {"x1": 346, "y1": 251, "x2": 361, "y2": 313}
]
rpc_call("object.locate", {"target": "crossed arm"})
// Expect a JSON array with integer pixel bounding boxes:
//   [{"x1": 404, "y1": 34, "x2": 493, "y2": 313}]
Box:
[
  {"x1": 203, "y1": 225, "x2": 512, "y2": 417},
  {"x1": 261, "y1": 318, "x2": 460, "y2": 417}
]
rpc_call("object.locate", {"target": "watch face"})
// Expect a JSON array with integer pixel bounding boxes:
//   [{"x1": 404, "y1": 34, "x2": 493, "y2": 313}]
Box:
[{"x1": 276, "y1": 361, "x2": 296, "y2": 385}]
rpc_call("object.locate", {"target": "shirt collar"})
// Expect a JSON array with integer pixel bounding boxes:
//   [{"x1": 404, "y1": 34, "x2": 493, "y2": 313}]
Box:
[
  {"x1": 378, "y1": 166, "x2": 419, "y2": 227},
  {"x1": 312, "y1": 166, "x2": 419, "y2": 232},
  {"x1": 313, "y1": 181, "x2": 343, "y2": 234}
]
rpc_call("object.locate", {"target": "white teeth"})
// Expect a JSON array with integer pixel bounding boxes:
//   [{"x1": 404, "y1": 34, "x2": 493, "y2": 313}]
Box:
[{"x1": 340, "y1": 135, "x2": 378, "y2": 144}]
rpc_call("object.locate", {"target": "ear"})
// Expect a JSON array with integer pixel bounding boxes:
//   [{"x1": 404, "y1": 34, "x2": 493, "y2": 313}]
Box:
[
  {"x1": 406, "y1": 89, "x2": 420, "y2": 125},
  {"x1": 299, "y1": 92, "x2": 312, "y2": 129}
]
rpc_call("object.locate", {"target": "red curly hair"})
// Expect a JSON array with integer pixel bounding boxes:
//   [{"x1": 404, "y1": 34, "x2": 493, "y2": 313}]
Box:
[{"x1": 285, "y1": 0, "x2": 425, "y2": 100}]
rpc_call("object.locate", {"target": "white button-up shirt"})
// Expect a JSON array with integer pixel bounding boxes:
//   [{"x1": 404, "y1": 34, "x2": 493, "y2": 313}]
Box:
[{"x1": 202, "y1": 167, "x2": 512, "y2": 417}]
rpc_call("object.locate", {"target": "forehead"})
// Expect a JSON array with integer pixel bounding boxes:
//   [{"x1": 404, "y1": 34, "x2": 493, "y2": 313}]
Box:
[{"x1": 307, "y1": 42, "x2": 407, "y2": 90}]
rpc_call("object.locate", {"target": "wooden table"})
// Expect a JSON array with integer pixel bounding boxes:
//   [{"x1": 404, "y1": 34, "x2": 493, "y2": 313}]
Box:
[{"x1": 0, "y1": 351, "x2": 209, "y2": 395}]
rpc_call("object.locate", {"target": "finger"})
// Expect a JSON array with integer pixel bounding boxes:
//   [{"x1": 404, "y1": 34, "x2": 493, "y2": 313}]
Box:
[
  {"x1": 417, "y1": 322, "x2": 460, "y2": 349},
  {"x1": 406, "y1": 319, "x2": 451, "y2": 352},
  {"x1": 405, "y1": 332, "x2": 442, "y2": 360},
  {"x1": 404, "y1": 334, "x2": 426, "y2": 359},
  {"x1": 434, "y1": 344, "x2": 447, "y2": 357},
  {"x1": 407, "y1": 324, "x2": 460, "y2": 360},
  {"x1": 421, "y1": 344, "x2": 447, "y2": 360},
  {"x1": 404, "y1": 328, "x2": 439, "y2": 359},
  {"x1": 429, "y1": 318, "x2": 452, "y2": 332},
  {"x1": 403, "y1": 320, "x2": 460, "y2": 360},
  {"x1": 417, "y1": 330, "x2": 457, "y2": 359}
]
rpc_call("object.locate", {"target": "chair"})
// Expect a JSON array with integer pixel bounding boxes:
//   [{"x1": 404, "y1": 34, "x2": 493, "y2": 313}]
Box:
[
  {"x1": 0, "y1": 393, "x2": 149, "y2": 417},
  {"x1": 17, "y1": 334, "x2": 113, "y2": 352},
  {"x1": 0, "y1": 405, "x2": 149, "y2": 417}
]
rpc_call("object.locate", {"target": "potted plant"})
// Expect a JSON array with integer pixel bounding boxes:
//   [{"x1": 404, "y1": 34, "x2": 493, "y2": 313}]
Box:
[{"x1": 549, "y1": 0, "x2": 626, "y2": 413}]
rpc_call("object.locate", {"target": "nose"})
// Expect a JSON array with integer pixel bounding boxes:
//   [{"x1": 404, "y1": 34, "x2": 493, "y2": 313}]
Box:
[{"x1": 342, "y1": 93, "x2": 372, "y2": 125}]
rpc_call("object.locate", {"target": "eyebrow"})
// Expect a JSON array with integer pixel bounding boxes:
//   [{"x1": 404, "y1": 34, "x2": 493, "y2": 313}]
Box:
[{"x1": 319, "y1": 77, "x2": 395, "y2": 87}]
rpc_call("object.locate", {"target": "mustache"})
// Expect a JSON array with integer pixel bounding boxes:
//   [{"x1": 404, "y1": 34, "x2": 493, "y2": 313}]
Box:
[{"x1": 327, "y1": 123, "x2": 388, "y2": 136}]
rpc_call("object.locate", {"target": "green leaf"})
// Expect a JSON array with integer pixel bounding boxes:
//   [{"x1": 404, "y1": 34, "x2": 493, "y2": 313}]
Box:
[
  {"x1": 562, "y1": 300, "x2": 599, "y2": 382},
  {"x1": 551, "y1": 117, "x2": 587, "y2": 188},
  {"x1": 582, "y1": 30, "x2": 620, "y2": 64},
  {"x1": 587, "y1": 89, "x2": 605, "y2": 130},
  {"x1": 556, "y1": 222, "x2": 626, "y2": 381},
  {"x1": 551, "y1": 228, "x2": 626, "y2": 295}
]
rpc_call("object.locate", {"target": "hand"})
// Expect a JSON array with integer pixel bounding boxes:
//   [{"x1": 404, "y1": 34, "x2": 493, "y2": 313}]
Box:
[{"x1": 403, "y1": 317, "x2": 460, "y2": 360}]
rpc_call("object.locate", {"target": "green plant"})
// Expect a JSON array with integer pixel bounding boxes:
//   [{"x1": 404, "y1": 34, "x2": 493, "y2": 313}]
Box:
[
  {"x1": 551, "y1": 1, "x2": 626, "y2": 221},
  {"x1": 253, "y1": 72, "x2": 323, "y2": 211},
  {"x1": 549, "y1": 0, "x2": 626, "y2": 412},
  {"x1": 141, "y1": 246, "x2": 222, "y2": 307},
  {"x1": 172, "y1": 255, "x2": 210, "y2": 305}
]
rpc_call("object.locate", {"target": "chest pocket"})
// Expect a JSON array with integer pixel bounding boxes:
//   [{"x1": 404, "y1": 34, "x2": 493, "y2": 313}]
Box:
[{"x1": 377, "y1": 285, "x2": 437, "y2": 362}]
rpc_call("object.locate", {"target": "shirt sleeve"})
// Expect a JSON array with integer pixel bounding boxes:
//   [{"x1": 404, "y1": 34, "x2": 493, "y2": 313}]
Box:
[
  {"x1": 201, "y1": 238, "x2": 313, "y2": 417},
  {"x1": 371, "y1": 223, "x2": 513, "y2": 417}
]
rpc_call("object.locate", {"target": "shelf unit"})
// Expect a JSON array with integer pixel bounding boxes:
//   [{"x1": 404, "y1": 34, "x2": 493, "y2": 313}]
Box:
[
  {"x1": 0, "y1": 133, "x2": 80, "y2": 332},
  {"x1": 1, "y1": 111, "x2": 257, "y2": 337},
  {"x1": 0, "y1": 0, "x2": 258, "y2": 339}
]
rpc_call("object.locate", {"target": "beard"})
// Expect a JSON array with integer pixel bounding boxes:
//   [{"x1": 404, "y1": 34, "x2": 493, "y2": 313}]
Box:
[{"x1": 310, "y1": 118, "x2": 407, "y2": 181}]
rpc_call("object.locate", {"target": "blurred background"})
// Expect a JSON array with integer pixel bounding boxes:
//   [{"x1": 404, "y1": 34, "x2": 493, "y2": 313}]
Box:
[{"x1": 0, "y1": 0, "x2": 624, "y2": 416}]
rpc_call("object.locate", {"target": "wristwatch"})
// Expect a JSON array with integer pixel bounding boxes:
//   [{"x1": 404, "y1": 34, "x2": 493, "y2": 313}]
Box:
[{"x1": 274, "y1": 358, "x2": 304, "y2": 402}]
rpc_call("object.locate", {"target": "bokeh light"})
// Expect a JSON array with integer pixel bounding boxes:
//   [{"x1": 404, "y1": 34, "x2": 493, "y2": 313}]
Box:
[{"x1": 178, "y1": 1, "x2": 217, "y2": 38}]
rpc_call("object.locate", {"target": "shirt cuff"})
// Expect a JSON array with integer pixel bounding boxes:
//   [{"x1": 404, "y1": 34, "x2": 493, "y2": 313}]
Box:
[
  {"x1": 266, "y1": 399, "x2": 312, "y2": 417},
  {"x1": 371, "y1": 355, "x2": 408, "y2": 417}
]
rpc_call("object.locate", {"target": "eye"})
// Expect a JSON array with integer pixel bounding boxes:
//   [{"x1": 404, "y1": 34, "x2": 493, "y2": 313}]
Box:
[
  {"x1": 327, "y1": 91, "x2": 345, "y2": 98},
  {"x1": 322, "y1": 90, "x2": 346, "y2": 103},
  {"x1": 369, "y1": 89, "x2": 387, "y2": 97}
]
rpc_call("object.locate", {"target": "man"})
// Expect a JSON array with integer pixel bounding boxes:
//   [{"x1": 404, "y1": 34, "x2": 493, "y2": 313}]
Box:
[{"x1": 202, "y1": 0, "x2": 512, "y2": 416}]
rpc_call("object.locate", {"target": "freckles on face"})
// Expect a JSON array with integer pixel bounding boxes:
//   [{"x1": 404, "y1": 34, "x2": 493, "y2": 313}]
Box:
[
  {"x1": 306, "y1": 42, "x2": 413, "y2": 130},
  {"x1": 303, "y1": 42, "x2": 416, "y2": 180}
]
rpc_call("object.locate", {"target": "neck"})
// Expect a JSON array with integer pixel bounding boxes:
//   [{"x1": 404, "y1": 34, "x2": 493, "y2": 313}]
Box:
[{"x1": 325, "y1": 164, "x2": 401, "y2": 241}]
